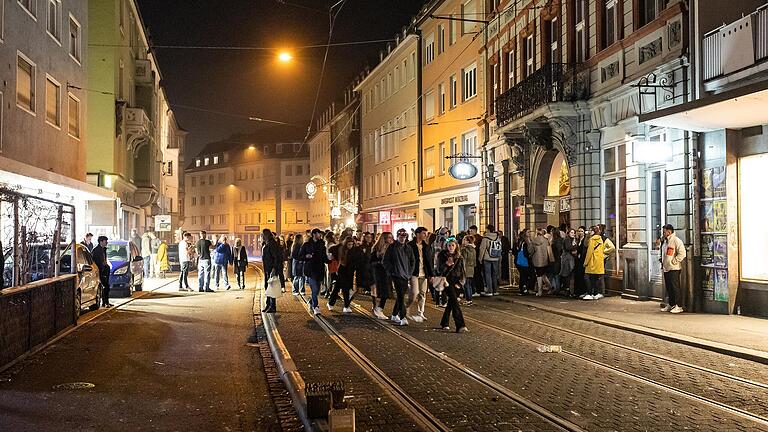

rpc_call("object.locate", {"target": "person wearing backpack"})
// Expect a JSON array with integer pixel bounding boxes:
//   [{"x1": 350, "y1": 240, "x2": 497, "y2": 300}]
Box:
[{"x1": 479, "y1": 224, "x2": 503, "y2": 297}]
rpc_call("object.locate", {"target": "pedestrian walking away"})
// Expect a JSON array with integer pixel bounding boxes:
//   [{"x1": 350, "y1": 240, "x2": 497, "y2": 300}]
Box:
[
  {"x1": 196, "y1": 230, "x2": 214, "y2": 292},
  {"x1": 660, "y1": 224, "x2": 687, "y2": 314},
  {"x1": 384, "y1": 228, "x2": 415, "y2": 326},
  {"x1": 479, "y1": 225, "x2": 502, "y2": 296},
  {"x1": 407, "y1": 227, "x2": 433, "y2": 323},
  {"x1": 178, "y1": 232, "x2": 194, "y2": 291},
  {"x1": 460, "y1": 234, "x2": 476, "y2": 305},
  {"x1": 214, "y1": 236, "x2": 234, "y2": 290},
  {"x1": 529, "y1": 228, "x2": 551, "y2": 296},
  {"x1": 328, "y1": 237, "x2": 361, "y2": 313},
  {"x1": 298, "y1": 229, "x2": 329, "y2": 315},
  {"x1": 290, "y1": 234, "x2": 306, "y2": 295},
  {"x1": 261, "y1": 229, "x2": 281, "y2": 313},
  {"x1": 370, "y1": 232, "x2": 393, "y2": 320},
  {"x1": 437, "y1": 238, "x2": 468, "y2": 333},
  {"x1": 233, "y1": 237, "x2": 249, "y2": 290},
  {"x1": 91, "y1": 235, "x2": 113, "y2": 307}
]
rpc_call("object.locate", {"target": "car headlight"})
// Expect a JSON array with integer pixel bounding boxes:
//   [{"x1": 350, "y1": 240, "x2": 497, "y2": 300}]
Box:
[{"x1": 114, "y1": 266, "x2": 128, "y2": 275}]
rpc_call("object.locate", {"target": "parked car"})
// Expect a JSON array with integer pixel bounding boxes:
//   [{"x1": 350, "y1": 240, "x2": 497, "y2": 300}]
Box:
[
  {"x1": 60, "y1": 243, "x2": 102, "y2": 315},
  {"x1": 106, "y1": 240, "x2": 144, "y2": 297},
  {"x1": 167, "y1": 243, "x2": 181, "y2": 272}
]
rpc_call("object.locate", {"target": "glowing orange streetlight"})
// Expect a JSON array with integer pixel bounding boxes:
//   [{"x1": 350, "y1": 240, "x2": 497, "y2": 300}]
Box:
[{"x1": 278, "y1": 51, "x2": 293, "y2": 63}]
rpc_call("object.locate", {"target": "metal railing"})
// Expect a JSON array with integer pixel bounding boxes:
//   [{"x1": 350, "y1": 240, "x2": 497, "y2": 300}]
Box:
[
  {"x1": 495, "y1": 63, "x2": 589, "y2": 128},
  {"x1": 702, "y1": 29, "x2": 722, "y2": 81},
  {"x1": 702, "y1": 4, "x2": 768, "y2": 81}
]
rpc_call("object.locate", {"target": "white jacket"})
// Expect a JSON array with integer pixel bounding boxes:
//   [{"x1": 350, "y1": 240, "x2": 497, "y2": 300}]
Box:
[{"x1": 661, "y1": 234, "x2": 686, "y2": 272}]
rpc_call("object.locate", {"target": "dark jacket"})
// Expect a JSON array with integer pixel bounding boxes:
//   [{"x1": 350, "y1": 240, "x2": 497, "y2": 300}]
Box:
[
  {"x1": 233, "y1": 245, "x2": 248, "y2": 270},
  {"x1": 408, "y1": 239, "x2": 434, "y2": 278},
  {"x1": 91, "y1": 244, "x2": 109, "y2": 274},
  {"x1": 214, "y1": 243, "x2": 233, "y2": 266},
  {"x1": 298, "y1": 238, "x2": 328, "y2": 280},
  {"x1": 437, "y1": 250, "x2": 466, "y2": 289},
  {"x1": 383, "y1": 241, "x2": 415, "y2": 281},
  {"x1": 371, "y1": 247, "x2": 390, "y2": 294},
  {"x1": 337, "y1": 246, "x2": 362, "y2": 289},
  {"x1": 356, "y1": 242, "x2": 374, "y2": 289},
  {"x1": 262, "y1": 240, "x2": 281, "y2": 277}
]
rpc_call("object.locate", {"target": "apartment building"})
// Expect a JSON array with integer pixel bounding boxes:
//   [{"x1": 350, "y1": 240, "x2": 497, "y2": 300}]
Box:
[
  {"x1": 417, "y1": 0, "x2": 485, "y2": 233},
  {"x1": 87, "y1": 0, "x2": 181, "y2": 240},
  {"x1": 483, "y1": 0, "x2": 690, "y2": 300},
  {"x1": 0, "y1": 0, "x2": 114, "y2": 240},
  {"x1": 184, "y1": 135, "x2": 310, "y2": 253},
  {"x1": 356, "y1": 32, "x2": 420, "y2": 234},
  {"x1": 641, "y1": 0, "x2": 768, "y2": 316},
  {"x1": 308, "y1": 115, "x2": 332, "y2": 229}
]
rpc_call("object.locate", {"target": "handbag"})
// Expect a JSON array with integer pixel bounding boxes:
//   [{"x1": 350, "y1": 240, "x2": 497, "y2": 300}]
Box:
[
  {"x1": 266, "y1": 275, "x2": 283, "y2": 298},
  {"x1": 432, "y1": 276, "x2": 447, "y2": 292}
]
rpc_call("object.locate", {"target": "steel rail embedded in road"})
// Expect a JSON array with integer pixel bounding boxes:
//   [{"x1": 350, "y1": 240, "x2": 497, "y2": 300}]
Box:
[
  {"x1": 446, "y1": 302, "x2": 768, "y2": 428},
  {"x1": 348, "y1": 302, "x2": 587, "y2": 432},
  {"x1": 297, "y1": 293, "x2": 451, "y2": 432}
]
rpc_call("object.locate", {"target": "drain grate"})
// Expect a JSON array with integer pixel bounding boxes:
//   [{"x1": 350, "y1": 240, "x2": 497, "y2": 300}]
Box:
[{"x1": 53, "y1": 382, "x2": 95, "y2": 390}]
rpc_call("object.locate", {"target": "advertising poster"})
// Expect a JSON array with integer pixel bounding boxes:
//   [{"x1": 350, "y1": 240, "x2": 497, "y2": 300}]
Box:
[
  {"x1": 711, "y1": 166, "x2": 726, "y2": 197},
  {"x1": 713, "y1": 200, "x2": 728, "y2": 232},
  {"x1": 702, "y1": 267, "x2": 714, "y2": 291},
  {"x1": 713, "y1": 234, "x2": 728, "y2": 267},
  {"x1": 702, "y1": 168, "x2": 714, "y2": 199},
  {"x1": 702, "y1": 202, "x2": 715, "y2": 232},
  {"x1": 701, "y1": 234, "x2": 714, "y2": 266},
  {"x1": 714, "y1": 269, "x2": 729, "y2": 302}
]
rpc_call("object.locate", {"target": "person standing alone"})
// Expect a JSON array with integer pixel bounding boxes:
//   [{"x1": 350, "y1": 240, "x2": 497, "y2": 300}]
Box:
[
  {"x1": 479, "y1": 225, "x2": 503, "y2": 297},
  {"x1": 660, "y1": 224, "x2": 687, "y2": 314},
  {"x1": 233, "y1": 237, "x2": 248, "y2": 290},
  {"x1": 214, "y1": 236, "x2": 233, "y2": 290},
  {"x1": 196, "y1": 231, "x2": 214, "y2": 292},
  {"x1": 91, "y1": 236, "x2": 113, "y2": 307}
]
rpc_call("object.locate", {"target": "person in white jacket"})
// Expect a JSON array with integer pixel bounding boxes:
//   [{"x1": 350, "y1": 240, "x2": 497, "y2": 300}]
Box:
[{"x1": 660, "y1": 224, "x2": 687, "y2": 314}]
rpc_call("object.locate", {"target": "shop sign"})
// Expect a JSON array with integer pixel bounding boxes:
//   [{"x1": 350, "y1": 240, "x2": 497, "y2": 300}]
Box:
[
  {"x1": 559, "y1": 196, "x2": 571, "y2": 213},
  {"x1": 469, "y1": 205, "x2": 477, "y2": 216},
  {"x1": 543, "y1": 199, "x2": 558, "y2": 215},
  {"x1": 155, "y1": 215, "x2": 171, "y2": 232},
  {"x1": 448, "y1": 161, "x2": 478, "y2": 180},
  {"x1": 244, "y1": 225, "x2": 261, "y2": 232},
  {"x1": 441, "y1": 195, "x2": 470, "y2": 205},
  {"x1": 379, "y1": 211, "x2": 391, "y2": 225},
  {"x1": 391, "y1": 210, "x2": 417, "y2": 221}
]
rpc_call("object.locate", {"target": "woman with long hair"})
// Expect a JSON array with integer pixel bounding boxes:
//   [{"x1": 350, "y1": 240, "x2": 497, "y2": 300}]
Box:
[
  {"x1": 290, "y1": 234, "x2": 305, "y2": 295},
  {"x1": 513, "y1": 229, "x2": 533, "y2": 295},
  {"x1": 323, "y1": 232, "x2": 337, "y2": 297},
  {"x1": 358, "y1": 232, "x2": 375, "y2": 297},
  {"x1": 233, "y1": 237, "x2": 248, "y2": 289},
  {"x1": 560, "y1": 228, "x2": 578, "y2": 297},
  {"x1": 328, "y1": 237, "x2": 360, "y2": 313},
  {"x1": 370, "y1": 232, "x2": 393, "y2": 320},
  {"x1": 436, "y1": 238, "x2": 468, "y2": 333}
]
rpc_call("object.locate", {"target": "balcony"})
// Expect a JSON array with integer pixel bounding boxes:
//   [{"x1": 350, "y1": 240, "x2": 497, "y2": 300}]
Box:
[
  {"x1": 496, "y1": 63, "x2": 589, "y2": 128},
  {"x1": 702, "y1": 4, "x2": 768, "y2": 82},
  {"x1": 124, "y1": 107, "x2": 155, "y2": 153}
]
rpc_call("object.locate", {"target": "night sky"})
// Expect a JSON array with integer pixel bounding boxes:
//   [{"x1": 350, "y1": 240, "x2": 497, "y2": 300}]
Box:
[{"x1": 136, "y1": 0, "x2": 427, "y2": 158}]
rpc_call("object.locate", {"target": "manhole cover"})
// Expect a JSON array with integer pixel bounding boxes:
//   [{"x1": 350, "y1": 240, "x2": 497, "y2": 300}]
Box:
[{"x1": 53, "y1": 382, "x2": 95, "y2": 390}]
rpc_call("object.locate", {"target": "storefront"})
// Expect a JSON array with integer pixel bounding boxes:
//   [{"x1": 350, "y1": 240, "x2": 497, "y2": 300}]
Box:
[
  {"x1": 362, "y1": 206, "x2": 418, "y2": 235},
  {"x1": 418, "y1": 186, "x2": 479, "y2": 235}
]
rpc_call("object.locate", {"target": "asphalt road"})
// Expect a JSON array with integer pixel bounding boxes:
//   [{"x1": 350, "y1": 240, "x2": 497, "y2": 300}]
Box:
[{"x1": 0, "y1": 284, "x2": 281, "y2": 432}]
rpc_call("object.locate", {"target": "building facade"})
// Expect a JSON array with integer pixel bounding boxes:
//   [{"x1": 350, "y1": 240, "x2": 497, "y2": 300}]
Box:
[
  {"x1": 483, "y1": 0, "x2": 692, "y2": 301},
  {"x1": 357, "y1": 32, "x2": 420, "y2": 235},
  {"x1": 641, "y1": 0, "x2": 768, "y2": 316},
  {"x1": 329, "y1": 89, "x2": 361, "y2": 233},
  {"x1": 87, "y1": 0, "x2": 181, "y2": 240},
  {"x1": 417, "y1": 0, "x2": 485, "y2": 234},
  {"x1": 308, "y1": 113, "x2": 332, "y2": 230},
  {"x1": 184, "y1": 135, "x2": 310, "y2": 254}
]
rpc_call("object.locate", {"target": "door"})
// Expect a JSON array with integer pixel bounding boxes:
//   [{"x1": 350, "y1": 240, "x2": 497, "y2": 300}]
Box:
[
  {"x1": 77, "y1": 247, "x2": 99, "y2": 304},
  {"x1": 647, "y1": 169, "x2": 666, "y2": 291}
]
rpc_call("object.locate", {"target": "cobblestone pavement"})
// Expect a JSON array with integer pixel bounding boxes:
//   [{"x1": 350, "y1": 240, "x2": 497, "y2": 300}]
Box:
[
  {"x1": 338, "y1": 294, "x2": 768, "y2": 432},
  {"x1": 272, "y1": 293, "x2": 423, "y2": 432}
]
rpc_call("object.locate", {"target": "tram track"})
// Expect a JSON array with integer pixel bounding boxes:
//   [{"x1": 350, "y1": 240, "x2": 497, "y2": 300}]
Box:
[{"x1": 427, "y1": 300, "x2": 768, "y2": 428}]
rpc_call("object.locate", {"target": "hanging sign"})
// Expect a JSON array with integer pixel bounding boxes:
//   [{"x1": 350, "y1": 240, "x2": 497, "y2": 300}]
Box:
[
  {"x1": 543, "y1": 199, "x2": 558, "y2": 215},
  {"x1": 559, "y1": 196, "x2": 571, "y2": 213},
  {"x1": 379, "y1": 211, "x2": 391, "y2": 226}
]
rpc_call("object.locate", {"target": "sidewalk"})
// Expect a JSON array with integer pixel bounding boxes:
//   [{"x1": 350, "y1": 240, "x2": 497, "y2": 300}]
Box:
[{"x1": 498, "y1": 293, "x2": 768, "y2": 362}]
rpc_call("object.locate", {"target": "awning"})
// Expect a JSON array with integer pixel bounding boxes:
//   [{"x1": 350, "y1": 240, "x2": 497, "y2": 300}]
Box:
[
  {"x1": 0, "y1": 156, "x2": 115, "y2": 202},
  {"x1": 639, "y1": 80, "x2": 768, "y2": 132}
]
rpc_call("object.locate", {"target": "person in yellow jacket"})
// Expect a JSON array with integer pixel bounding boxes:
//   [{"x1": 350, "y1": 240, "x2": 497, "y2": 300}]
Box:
[
  {"x1": 156, "y1": 240, "x2": 170, "y2": 277},
  {"x1": 583, "y1": 225, "x2": 608, "y2": 300}
]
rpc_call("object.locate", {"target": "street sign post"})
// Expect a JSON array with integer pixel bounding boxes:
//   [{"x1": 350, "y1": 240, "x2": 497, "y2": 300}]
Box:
[{"x1": 155, "y1": 215, "x2": 172, "y2": 232}]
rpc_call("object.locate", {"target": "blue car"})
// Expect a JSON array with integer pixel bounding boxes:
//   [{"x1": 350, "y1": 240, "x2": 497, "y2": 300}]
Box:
[{"x1": 107, "y1": 240, "x2": 144, "y2": 297}]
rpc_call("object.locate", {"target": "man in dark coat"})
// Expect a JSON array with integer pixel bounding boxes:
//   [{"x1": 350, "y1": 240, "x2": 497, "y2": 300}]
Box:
[
  {"x1": 384, "y1": 228, "x2": 415, "y2": 325},
  {"x1": 261, "y1": 229, "x2": 281, "y2": 313},
  {"x1": 91, "y1": 236, "x2": 112, "y2": 307},
  {"x1": 299, "y1": 228, "x2": 328, "y2": 315}
]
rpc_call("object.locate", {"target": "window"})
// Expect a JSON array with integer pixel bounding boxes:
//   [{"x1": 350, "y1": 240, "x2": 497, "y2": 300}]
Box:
[
  {"x1": 411, "y1": 161, "x2": 417, "y2": 189},
  {"x1": 603, "y1": 0, "x2": 618, "y2": 48},
  {"x1": 219, "y1": 194, "x2": 225, "y2": 204},
  {"x1": 192, "y1": 216, "x2": 197, "y2": 225},
  {"x1": 548, "y1": 17, "x2": 560, "y2": 64},
  {"x1": 425, "y1": 33, "x2": 435, "y2": 64},
  {"x1": 387, "y1": 73, "x2": 393, "y2": 96},
  {"x1": 286, "y1": 188, "x2": 293, "y2": 199},
  {"x1": 461, "y1": 0, "x2": 477, "y2": 34},
  {"x1": 296, "y1": 164, "x2": 303, "y2": 176},
  {"x1": 449, "y1": 75, "x2": 458, "y2": 108},
  {"x1": 462, "y1": 130, "x2": 478, "y2": 168},
  {"x1": 439, "y1": 142, "x2": 446, "y2": 175},
  {"x1": 19, "y1": 0, "x2": 36, "y2": 17},
  {"x1": 740, "y1": 153, "x2": 768, "y2": 281},
  {"x1": 17, "y1": 54, "x2": 35, "y2": 113},
  {"x1": 575, "y1": 0, "x2": 587, "y2": 62},
  {"x1": 167, "y1": 161, "x2": 173, "y2": 176},
  {"x1": 603, "y1": 143, "x2": 627, "y2": 274},
  {"x1": 425, "y1": 91, "x2": 435, "y2": 120},
  {"x1": 449, "y1": 13, "x2": 457, "y2": 45},
  {"x1": 47, "y1": 0, "x2": 60, "y2": 40},
  {"x1": 191, "y1": 176, "x2": 197, "y2": 187},
  {"x1": 191, "y1": 196, "x2": 196, "y2": 206},
  {"x1": 68, "y1": 15, "x2": 81, "y2": 63},
  {"x1": 218, "y1": 172, "x2": 225, "y2": 184},
  {"x1": 411, "y1": 51, "x2": 417, "y2": 79},
  {"x1": 208, "y1": 196, "x2": 214, "y2": 205},
  {"x1": 438, "y1": 83, "x2": 446, "y2": 115},
  {"x1": 506, "y1": 50, "x2": 516, "y2": 88},
  {"x1": 209, "y1": 174, "x2": 214, "y2": 184},
  {"x1": 394, "y1": 66, "x2": 400, "y2": 89},
  {"x1": 424, "y1": 146, "x2": 436, "y2": 179},
  {"x1": 45, "y1": 76, "x2": 60, "y2": 126},
  {"x1": 525, "y1": 35, "x2": 535, "y2": 77},
  {"x1": 640, "y1": 0, "x2": 666, "y2": 27},
  {"x1": 462, "y1": 63, "x2": 477, "y2": 101},
  {"x1": 449, "y1": 137, "x2": 458, "y2": 157},
  {"x1": 437, "y1": 24, "x2": 446, "y2": 54},
  {"x1": 212, "y1": 155, "x2": 219, "y2": 164},
  {"x1": 285, "y1": 165, "x2": 293, "y2": 176},
  {"x1": 67, "y1": 93, "x2": 80, "y2": 137},
  {"x1": 196, "y1": 159, "x2": 201, "y2": 168},
  {"x1": 200, "y1": 175, "x2": 206, "y2": 185}
]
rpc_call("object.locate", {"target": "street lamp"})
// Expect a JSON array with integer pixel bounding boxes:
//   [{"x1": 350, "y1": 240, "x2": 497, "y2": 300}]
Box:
[{"x1": 278, "y1": 51, "x2": 293, "y2": 63}]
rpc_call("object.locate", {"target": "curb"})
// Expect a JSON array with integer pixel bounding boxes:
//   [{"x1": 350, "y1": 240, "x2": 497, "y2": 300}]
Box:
[
  {"x1": 500, "y1": 296, "x2": 768, "y2": 365},
  {"x1": 252, "y1": 263, "x2": 314, "y2": 432}
]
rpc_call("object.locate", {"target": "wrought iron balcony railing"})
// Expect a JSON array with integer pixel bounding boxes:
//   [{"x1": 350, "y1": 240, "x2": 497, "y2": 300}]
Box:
[{"x1": 495, "y1": 63, "x2": 589, "y2": 128}]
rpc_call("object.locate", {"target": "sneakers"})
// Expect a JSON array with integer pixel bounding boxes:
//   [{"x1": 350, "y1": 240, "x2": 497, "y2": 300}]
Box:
[
  {"x1": 465, "y1": 301, "x2": 473, "y2": 306},
  {"x1": 670, "y1": 305, "x2": 684, "y2": 314},
  {"x1": 419, "y1": 314, "x2": 428, "y2": 322},
  {"x1": 326, "y1": 303, "x2": 334, "y2": 311},
  {"x1": 457, "y1": 326, "x2": 469, "y2": 333},
  {"x1": 480, "y1": 293, "x2": 492, "y2": 297},
  {"x1": 313, "y1": 307, "x2": 321, "y2": 315},
  {"x1": 579, "y1": 293, "x2": 588, "y2": 299},
  {"x1": 582, "y1": 294, "x2": 595, "y2": 300},
  {"x1": 492, "y1": 293, "x2": 500, "y2": 296},
  {"x1": 660, "y1": 304, "x2": 671, "y2": 312},
  {"x1": 594, "y1": 293, "x2": 604, "y2": 300},
  {"x1": 408, "y1": 315, "x2": 424, "y2": 323},
  {"x1": 441, "y1": 326, "x2": 451, "y2": 330},
  {"x1": 391, "y1": 315, "x2": 399, "y2": 322},
  {"x1": 292, "y1": 292, "x2": 299, "y2": 296},
  {"x1": 342, "y1": 307, "x2": 352, "y2": 314},
  {"x1": 397, "y1": 318, "x2": 409, "y2": 326},
  {"x1": 373, "y1": 308, "x2": 388, "y2": 320}
]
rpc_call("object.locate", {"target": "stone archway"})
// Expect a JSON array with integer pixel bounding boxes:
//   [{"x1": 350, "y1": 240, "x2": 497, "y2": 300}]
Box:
[{"x1": 529, "y1": 148, "x2": 570, "y2": 228}]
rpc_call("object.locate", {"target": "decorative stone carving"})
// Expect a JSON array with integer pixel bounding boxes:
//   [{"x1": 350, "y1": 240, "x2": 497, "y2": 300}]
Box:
[
  {"x1": 639, "y1": 38, "x2": 663, "y2": 65},
  {"x1": 601, "y1": 61, "x2": 620, "y2": 83},
  {"x1": 668, "y1": 21, "x2": 682, "y2": 48}
]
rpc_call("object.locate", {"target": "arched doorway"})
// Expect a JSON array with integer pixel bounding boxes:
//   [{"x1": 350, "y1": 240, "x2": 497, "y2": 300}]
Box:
[
  {"x1": 545, "y1": 152, "x2": 570, "y2": 228},
  {"x1": 530, "y1": 148, "x2": 571, "y2": 229}
]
